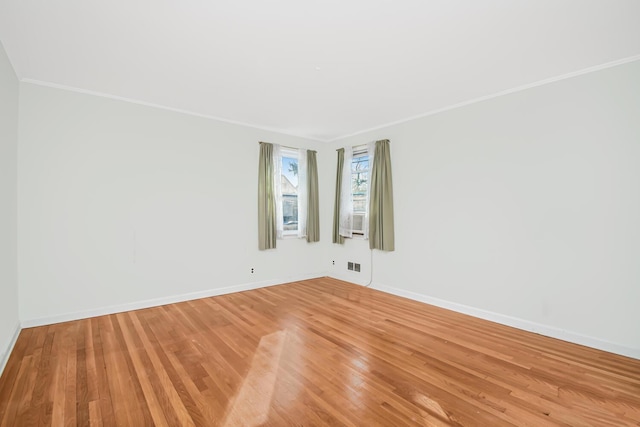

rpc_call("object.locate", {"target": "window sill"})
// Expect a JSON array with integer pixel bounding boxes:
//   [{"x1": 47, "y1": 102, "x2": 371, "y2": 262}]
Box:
[{"x1": 340, "y1": 234, "x2": 366, "y2": 241}]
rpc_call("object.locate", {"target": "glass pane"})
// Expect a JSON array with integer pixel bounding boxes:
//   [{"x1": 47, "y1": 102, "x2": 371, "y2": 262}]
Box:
[
  {"x1": 351, "y1": 156, "x2": 368, "y2": 213},
  {"x1": 282, "y1": 156, "x2": 298, "y2": 188}
]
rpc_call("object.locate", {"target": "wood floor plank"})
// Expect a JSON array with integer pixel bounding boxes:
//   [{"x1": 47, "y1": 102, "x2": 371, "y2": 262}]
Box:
[
  {"x1": 88, "y1": 317, "x2": 116, "y2": 427},
  {"x1": 116, "y1": 313, "x2": 170, "y2": 427},
  {"x1": 127, "y1": 310, "x2": 198, "y2": 427},
  {"x1": 1, "y1": 277, "x2": 639, "y2": 426},
  {"x1": 63, "y1": 325, "x2": 77, "y2": 427}
]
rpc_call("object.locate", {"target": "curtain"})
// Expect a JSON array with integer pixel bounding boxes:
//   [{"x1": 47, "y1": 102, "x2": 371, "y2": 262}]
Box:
[
  {"x1": 297, "y1": 148, "x2": 308, "y2": 238},
  {"x1": 363, "y1": 141, "x2": 376, "y2": 240},
  {"x1": 273, "y1": 144, "x2": 284, "y2": 239},
  {"x1": 258, "y1": 142, "x2": 276, "y2": 250},
  {"x1": 339, "y1": 145, "x2": 353, "y2": 238},
  {"x1": 306, "y1": 150, "x2": 320, "y2": 242},
  {"x1": 332, "y1": 149, "x2": 345, "y2": 244},
  {"x1": 369, "y1": 139, "x2": 395, "y2": 251}
]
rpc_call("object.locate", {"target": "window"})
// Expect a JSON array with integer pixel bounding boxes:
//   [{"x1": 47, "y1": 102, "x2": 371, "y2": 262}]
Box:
[
  {"x1": 275, "y1": 146, "x2": 307, "y2": 238},
  {"x1": 281, "y1": 150, "x2": 299, "y2": 234},
  {"x1": 333, "y1": 139, "x2": 394, "y2": 250},
  {"x1": 351, "y1": 150, "x2": 369, "y2": 235},
  {"x1": 259, "y1": 141, "x2": 319, "y2": 250},
  {"x1": 337, "y1": 144, "x2": 373, "y2": 239}
]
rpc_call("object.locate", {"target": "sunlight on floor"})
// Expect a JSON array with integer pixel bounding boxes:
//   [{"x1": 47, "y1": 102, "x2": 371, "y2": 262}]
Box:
[
  {"x1": 222, "y1": 330, "x2": 287, "y2": 426},
  {"x1": 414, "y1": 391, "x2": 454, "y2": 424}
]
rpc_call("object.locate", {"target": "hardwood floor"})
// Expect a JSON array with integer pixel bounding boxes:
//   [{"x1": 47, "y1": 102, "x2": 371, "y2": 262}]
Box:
[{"x1": 1, "y1": 277, "x2": 639, "y2": 426}]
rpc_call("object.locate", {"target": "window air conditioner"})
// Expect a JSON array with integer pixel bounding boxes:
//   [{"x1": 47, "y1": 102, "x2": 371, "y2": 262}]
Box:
[{"x1": 352, "y1": 213, "x2": 365, "y2": 233}]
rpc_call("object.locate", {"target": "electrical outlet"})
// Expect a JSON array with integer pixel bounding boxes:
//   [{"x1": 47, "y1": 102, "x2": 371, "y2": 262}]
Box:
[
  {"x1": 251, "y1": 268, "x2": 254, "y2": 274},
  {"x1": 332, "y1": 260, "x2": 335, "y2": 265},
  {"x1": 354, "y1": 263, "x2": 361, "y2": 272},
  {"x1": 348, "y1": 262, "x2": 354, "y2": 271}
]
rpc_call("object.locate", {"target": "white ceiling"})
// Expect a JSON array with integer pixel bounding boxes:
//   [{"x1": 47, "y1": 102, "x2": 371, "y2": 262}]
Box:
[{"x1": 1, "y1": 1, "x2": 639, "y2": 142}]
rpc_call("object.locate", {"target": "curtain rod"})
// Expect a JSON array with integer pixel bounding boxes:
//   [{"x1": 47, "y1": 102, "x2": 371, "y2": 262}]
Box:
[
  {"x1": 335, "y1": 139, "x2": 389, "y2": 151},
  {"x1": 259, "y1": 141, "x2": 316, "y2": 153}
]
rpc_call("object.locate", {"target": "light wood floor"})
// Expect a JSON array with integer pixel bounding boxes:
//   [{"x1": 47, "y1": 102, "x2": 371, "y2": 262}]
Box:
[{"x1": 1, "y1": 277, "x2": 639, "y2": 426}]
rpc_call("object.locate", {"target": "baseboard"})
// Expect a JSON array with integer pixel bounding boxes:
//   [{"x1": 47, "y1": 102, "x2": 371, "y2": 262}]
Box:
[
  {"x1": 21, "y1": 272, "x2": 327, "y2": 328},
  {"x1": 368, "y1": 282, "x2": 640, "y2": 360},
  {"x1": 0, "y1": 323, "x2": 21, "y2": 377}
]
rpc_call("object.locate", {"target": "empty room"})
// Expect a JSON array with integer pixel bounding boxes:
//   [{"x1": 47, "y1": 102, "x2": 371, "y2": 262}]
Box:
[{"x1": 1, "y1": 1, "x2": 639, "y2": 426}]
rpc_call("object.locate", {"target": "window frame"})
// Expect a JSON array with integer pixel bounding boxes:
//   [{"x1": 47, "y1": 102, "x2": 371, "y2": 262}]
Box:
[
  {"x1": 350, "y1": 148, "x2": 369, "y2": 236},
  {"x1": 280, "y1": 147, "x2": 300, "y2": 237}
]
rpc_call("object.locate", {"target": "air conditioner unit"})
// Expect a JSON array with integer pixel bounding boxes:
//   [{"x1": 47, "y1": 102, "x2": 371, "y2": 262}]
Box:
[{"x1": 352, "y1": 213, "x2": 365, "y2": 233}]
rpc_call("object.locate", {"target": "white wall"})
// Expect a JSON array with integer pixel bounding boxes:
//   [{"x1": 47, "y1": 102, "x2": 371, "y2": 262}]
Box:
[
  {"x1": 329, "y1": 60, "x2": 640, "y2": 358},
  {"x1": 0, "y1": 41, "x2": 20, "y2": 372},
  {"x1": 10, "y1": 55, "x2": 640, "y2": 359},
  {"x1": 18, "y1": 83, "x2": 331, "y2": 325}
]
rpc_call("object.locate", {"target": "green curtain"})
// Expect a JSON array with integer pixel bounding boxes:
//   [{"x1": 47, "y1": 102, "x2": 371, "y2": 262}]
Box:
[
  {"x1": 369, "y1": 139, "x2": 395, "y2": 251},
  {"x1": 258, "y1": 142, "x2": 276, "y2": 250},
  {"x1": 306, "y1": 150, "x2": 320, "y2": 242},
  {"x1": 332, "y1": 148, "x2": 345, "y2": 244}
]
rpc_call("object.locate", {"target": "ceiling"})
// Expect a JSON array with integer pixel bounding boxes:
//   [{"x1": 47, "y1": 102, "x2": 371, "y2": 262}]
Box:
[{"x1": 1, "y1": 1, "x2": 639, "y2": 142}]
